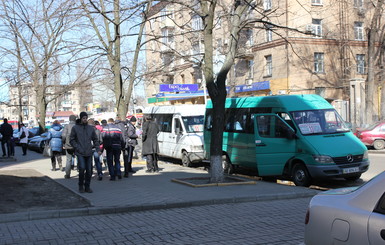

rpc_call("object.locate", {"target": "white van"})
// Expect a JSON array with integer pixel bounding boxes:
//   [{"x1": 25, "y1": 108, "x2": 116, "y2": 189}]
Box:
[{"x1": 143, "y1": 104, "x2": 206, "y2": 166}]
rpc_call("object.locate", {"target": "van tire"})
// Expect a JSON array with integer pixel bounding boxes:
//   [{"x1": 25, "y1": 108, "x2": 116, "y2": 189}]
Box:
[
  {"x1": 292, "y1": 163, "x2": 312, "y2": 187},
  {"x1": 373, "y1": 140, "x2": 385, "y2": 150},
  {"x1": 181, "y1": 151, "x2": 192, "y2": 167},
  {"x1": 222, "y1": 155, "x2": 234, "y2": 175}
]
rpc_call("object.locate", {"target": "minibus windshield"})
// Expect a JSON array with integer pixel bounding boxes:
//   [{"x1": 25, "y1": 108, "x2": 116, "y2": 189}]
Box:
[
  {"x1": 291, "y1": 109, "x2": 350, "y2": 135},
  {"x1": 182, "y1": 116, "x2": 204, "y2": 133}
]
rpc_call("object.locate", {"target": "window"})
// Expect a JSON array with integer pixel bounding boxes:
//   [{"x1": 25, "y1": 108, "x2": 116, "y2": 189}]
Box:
[
  {"x1": 239, "y1": 28, "x2": 253, "y2": 46},
  {"x1": 356, "y1": 54, "x2": 365, "y2": 74},
  {"x1": 161, "y1": 53, "x2": 174, "y2": 67},
  {"x1": 265, "y1": 55, "x2": 272, "y2": 77},
  {"x1": 314, "y1": 52, "x2": 324, "y2": 73},
  {"x1": 234, "y1": 59, "x2": 254, "y2": 78},
  {"x1": 354, "y1": 0, "x2": 363, "y2": 8},
  {"x1": 192, "y1": 14, "x2": 203, "y2": 30},
  {"x1": 248, "y1": 60, "x2": 254, "y2": 79},
  {"x1": 192, "y1": 42, "x2": 200, "y2": 55},
  {"x1": 161, "y1": 28, "x2": 174, "y2": 45},
  {"x1": 354, "y1": 22, "x2": 364, "y2": 40},
  {"x1": 312, "y1": 19, "x2": 322, "y2": 37},
  {"x1": 312, "y1": 0, "x2": 322, "y2": 5},
  {"x1": 263, "y1": 0, "x2": 272, "y2": 11},
  {"x1": 265, "y1": 24, "x2": 273, "y2": 42},
  {"x1": 256, "y1": 115, "x2": 292, "y2": 138}
]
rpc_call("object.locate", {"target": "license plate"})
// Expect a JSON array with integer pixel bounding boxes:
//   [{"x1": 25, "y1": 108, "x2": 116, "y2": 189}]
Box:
[{"x1": 343, "y1": 167, "x2": 359, "y2": 174}]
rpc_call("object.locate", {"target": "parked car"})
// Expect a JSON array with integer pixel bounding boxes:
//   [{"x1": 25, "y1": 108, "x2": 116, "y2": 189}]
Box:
[
  {"x1": 304, "y1": 171, "x2": 385, "y2": 245},
  {"x1": 28, "y1": 132, "x2": 48, "y2": 153},
  {"x1": 355, "y1": 121, "x2": 385, "y2": 150}
]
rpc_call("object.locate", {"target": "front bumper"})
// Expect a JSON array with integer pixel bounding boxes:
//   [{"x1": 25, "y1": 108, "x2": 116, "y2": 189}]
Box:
[{"x1": 307, "y1": 160, "x2": 370, "y2": 179}]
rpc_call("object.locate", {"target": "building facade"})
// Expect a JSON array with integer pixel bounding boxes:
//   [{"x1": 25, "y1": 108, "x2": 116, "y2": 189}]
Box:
[
  {"x1": 0, "y1": 83, "x2": 92, "y2": 127},
  {"x1": 144, "y1": 0, "x2": 383, "y2": 127}
]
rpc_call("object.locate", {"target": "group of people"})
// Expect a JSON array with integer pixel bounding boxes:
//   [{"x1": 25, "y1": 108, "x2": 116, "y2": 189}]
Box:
[
  {"x1": 47, "y1": 112, "x2": 140, "y2": 193},
  {"x1": 1, "y1": 112, "x2": 160, "y2": 194},
  {"x1": 0, "y1": 119, "x2": 30, "y2": 157}
]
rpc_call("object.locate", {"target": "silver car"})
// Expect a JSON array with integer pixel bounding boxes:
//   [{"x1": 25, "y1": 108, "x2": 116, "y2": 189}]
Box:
[{"x1": 304, "y1": 171, "x2": 385, "y2": 245}]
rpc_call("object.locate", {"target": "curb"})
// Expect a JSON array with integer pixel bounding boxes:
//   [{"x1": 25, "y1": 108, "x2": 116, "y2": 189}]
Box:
[{"x1": 0, "y1": 189, "x2": 319, "y2": 224}]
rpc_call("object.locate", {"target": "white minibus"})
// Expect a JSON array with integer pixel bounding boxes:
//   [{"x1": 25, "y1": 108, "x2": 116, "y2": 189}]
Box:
[{"x1": 143, "y1": 104, "x2": 205, "y2": 166}]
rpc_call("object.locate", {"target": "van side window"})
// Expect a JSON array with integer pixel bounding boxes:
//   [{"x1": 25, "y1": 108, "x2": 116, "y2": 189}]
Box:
[
  {"x1": 278, "y1": 112, "x2": 295, "y2": 130},
  {"x1": 256, "y1": 115, "x2": 291, "y2": 138},
  {"x1": 154, "y1": 114, "x2": 172, "y2": 133}
]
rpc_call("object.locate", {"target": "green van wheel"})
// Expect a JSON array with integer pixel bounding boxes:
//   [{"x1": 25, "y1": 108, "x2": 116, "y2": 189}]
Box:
[{"x1": 292, "y1": 163, "x2": 312, "y2": 187}]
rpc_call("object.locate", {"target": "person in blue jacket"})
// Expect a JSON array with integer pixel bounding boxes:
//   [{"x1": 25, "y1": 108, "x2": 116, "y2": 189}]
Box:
[{"x1": 47, "y1": 120, "x2": 63, "y2": 171}]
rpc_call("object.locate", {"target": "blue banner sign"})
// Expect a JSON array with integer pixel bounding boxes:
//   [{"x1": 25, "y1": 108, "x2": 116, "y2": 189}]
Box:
[
  {"x1": 159, "y1": 84, "x2": 199, "y2": 92},
  {"x1": 235, "y1": 81, "x2": 270, "y2": 93}
]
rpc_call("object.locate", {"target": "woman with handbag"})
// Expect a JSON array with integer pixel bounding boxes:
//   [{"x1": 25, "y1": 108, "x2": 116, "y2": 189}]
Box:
[
  {"x1": 46, "y1": 120, "x2": 64, "y2": 171},
  {"x1": 19, "y1": 123, "x2": 29, "y2": 156}
]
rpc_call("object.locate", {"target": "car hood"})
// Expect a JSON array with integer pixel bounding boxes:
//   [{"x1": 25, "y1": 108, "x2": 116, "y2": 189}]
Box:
[{"x1": 304, "y1": 132, "x2": 367, "y2": 156}]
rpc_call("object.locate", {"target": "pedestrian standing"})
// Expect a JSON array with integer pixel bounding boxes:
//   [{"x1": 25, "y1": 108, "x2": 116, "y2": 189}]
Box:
[
  {"x1": 19, "y1": 123, "x2": 29, "y2": 156},
  {"x1": 100, "y1": 119, "x2": 108, "y2": 168},
  {"x1": 70, "y1": 112, "x2": 101, "y2": 193},
  {"x1": 88, "y1": 118, "x2": 103, "y2": 181},
  {"x1": 124, "y1": 116, "x2": 138, "y2": 177},
  {"x1": 102, "y1": 118, "x2": 125, "y2": 181},
  {"x1": 142, "y1": 116, "x2": 160, "y2": 173},
  {"x1": 46, "y1": 120, "x2": 63, "y2": 171},
  {"x1": 114, "y1": 116, "x2": 132, "y2": 178},
  {"x1": 62, "y1": 115, "x2": 76, "y2": 179},
  {"x1": 0, "y1": 118, "x2": 14, "y2": 158}
]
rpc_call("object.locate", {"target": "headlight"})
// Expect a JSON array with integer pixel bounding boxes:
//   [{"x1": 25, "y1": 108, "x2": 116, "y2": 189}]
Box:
[
  {"x1": 363, "y1": 150, "x2": 368, "y2": 160},
  {"x1": 191, "y1": 145, "x2": 204, "y2": 152},
  {"x1": 313, "y1": 155, "x2": 334, "y2": 164}
]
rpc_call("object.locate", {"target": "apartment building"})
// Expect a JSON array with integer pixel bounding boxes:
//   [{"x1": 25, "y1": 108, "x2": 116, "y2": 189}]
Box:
[
  {"x1": 0, "y1": 83, "x2": 92, "y2": 126},
  {"x1": 144, "y1": 0, "x2": 382, "y2": 126}
]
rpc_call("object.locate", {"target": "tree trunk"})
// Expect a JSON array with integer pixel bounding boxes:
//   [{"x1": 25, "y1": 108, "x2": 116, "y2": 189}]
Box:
[{"x1": 365, "y1": 0, "x2": 384, "y2": 124}]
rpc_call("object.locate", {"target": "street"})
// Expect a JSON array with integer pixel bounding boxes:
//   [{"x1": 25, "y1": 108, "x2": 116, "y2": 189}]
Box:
[
  {"x1": 0, "y1": 197, "x2": 312, "y2": 245},
  {"x1": 0, "y1": 150, "x2": 383, "y2": 245}
]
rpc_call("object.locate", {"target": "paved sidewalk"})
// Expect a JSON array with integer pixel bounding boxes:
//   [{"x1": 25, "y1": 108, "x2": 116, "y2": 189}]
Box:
[{"x1": 0, "y1": 155, "x2": 319, "y2": 223}]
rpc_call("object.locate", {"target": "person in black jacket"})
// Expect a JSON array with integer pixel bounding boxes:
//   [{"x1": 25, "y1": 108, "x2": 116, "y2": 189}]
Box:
[
  {"x1": 124, "y1": 116, "x2": 138, "y2": 177},
  {"x1": 70, "y1": 112, "x2": 101, "y2": 193},
  {"x1": 62, "y1": 115, "x2": 77, "y2": 179},
  {"x1": 102, "y1": 118, "x2": 125, "y2": 181},
  {"x1": 142, "y1": 116, "x2": 160, "y2": 173},
  {"x1": 0, "y1": 118, "x2": 14, "y2": 158}
]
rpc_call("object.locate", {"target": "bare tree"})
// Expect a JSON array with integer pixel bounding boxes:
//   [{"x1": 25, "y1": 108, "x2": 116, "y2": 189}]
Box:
[
  {"x1": 81, "y1": 0, "x2": 150, "y2": 118},
  {"x1": 366, "y1": 0, "x2": 384, "y2": 125},
  {"x1": 0, "y1": 0, "x2": 96, "y2": 132}
]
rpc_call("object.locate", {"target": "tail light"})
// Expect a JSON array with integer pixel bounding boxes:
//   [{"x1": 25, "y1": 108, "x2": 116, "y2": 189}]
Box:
[{"x1": 305, "y1": 209, "x2": 310, "y2": 224}]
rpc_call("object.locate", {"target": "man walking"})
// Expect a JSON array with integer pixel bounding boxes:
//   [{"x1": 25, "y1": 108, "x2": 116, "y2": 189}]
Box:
[
  {"x1": 142, "y1": 116, "x2": 160, "y2": 173},
  {"x1": 62, "y1": 115, "x2": 76, "y2": 179},
  {"x1": 102, "y1": 118, "x2": 125, "y2": 181},
  {"x1": 0, "y1": 119, "x2": 14, "y2": 158},
  {"x1": 70, "y1": 112, "x2": 101, "y2": 193}
]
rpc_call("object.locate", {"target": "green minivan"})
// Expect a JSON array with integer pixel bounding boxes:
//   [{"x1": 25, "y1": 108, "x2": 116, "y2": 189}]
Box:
[{"x1": 204, "y1": 94, "x2": 369, "y2": 186}]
